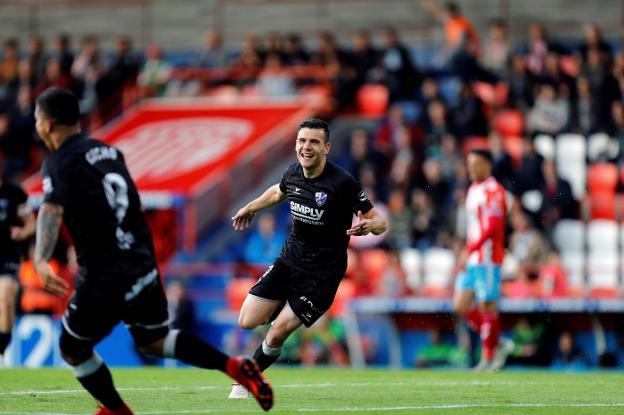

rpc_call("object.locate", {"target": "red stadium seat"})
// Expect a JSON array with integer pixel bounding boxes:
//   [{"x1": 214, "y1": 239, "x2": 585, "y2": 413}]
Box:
[
  {"x1": 493, "y1": 109, "x2": 524, "y2": 137},
  {"x1": 589, "y1": 192, "x2": 617, "y2": 220},
  {"x1": 587, "y1": 163, "x2": 618, "y2": 194},
  {"x1": 356, "y1": 84, "x2": 389, "y2": 117},
  {"x1": 461, "y1": 136, "x2": 489, "y2": 156},
  {"x1": 358, "y1": 249, "x2": 390, "y2": 290},
  {"x1": 225, "y1": 277, "x2": 255, "y2": 312},
  {"x1": 472, "y1": 82, "x2": 508, "y2": 107},
  {"x1": 327, "y1": 278, "x2": 356, "y2": 317},
  {"x1": 589, "y1": 287, "x2": 618, "y2": 298}
]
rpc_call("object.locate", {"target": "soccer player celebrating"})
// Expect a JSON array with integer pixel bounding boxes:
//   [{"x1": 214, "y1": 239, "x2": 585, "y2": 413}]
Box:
[
  {"x1": 33, "y1": 87, "x2": 273, "y2": 414},
  {"x1": 454, "y1": 149, "x2": 513, "y2": 371},
  {"x1": 229, "y1": 118, "x2": 387, "y2": 398},
  {"x1": 0, "y1": 179, "x2": 36, "y2": 365}
]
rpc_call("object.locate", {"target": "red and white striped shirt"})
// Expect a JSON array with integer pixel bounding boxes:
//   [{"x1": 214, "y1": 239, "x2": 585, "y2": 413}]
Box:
[{"x1": 465, "y1": 176, "x2": 507, "y2": 265}]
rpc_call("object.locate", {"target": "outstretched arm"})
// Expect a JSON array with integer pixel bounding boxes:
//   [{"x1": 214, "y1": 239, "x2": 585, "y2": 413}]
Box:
[
  {"x1": 34, "y1": 202, "x2": 69, "y2": 297},
  {"x1": 420, "y1": 0, "x2": 449, "y2": 22},
  {"x1": 232, "y1": 184, "x2": 286, "y2": 231},
  {"x1": 346, "y1": 208, "x2": 387, "y2": 236}
]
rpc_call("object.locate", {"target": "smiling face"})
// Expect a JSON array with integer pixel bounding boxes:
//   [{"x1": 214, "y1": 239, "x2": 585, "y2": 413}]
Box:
[{"x1": 296, "y1": 127, "x2": 330, "y2": 178}]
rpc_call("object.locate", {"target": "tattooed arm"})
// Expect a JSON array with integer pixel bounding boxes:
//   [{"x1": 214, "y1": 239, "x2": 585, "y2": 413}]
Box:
[{"x1": 35, "y1": 202, "x2": 69, "y2": 297}]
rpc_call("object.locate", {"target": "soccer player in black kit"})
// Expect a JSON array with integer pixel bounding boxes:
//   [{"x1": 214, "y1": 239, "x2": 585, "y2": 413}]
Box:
[
  {"x1": 229, "y1": 118, "x2": 387, "y2": 398},
  {"x1": 32, "y1": 87, "x2": 273, "y2": 414},
  {"x1": 0, "y1": 179, "x2": 36, "y2": 365}
]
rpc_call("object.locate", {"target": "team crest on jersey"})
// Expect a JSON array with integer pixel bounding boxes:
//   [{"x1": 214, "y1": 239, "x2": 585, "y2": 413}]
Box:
[{"x1": 315, "y1": 192, "x2": 327, "y2": 206}]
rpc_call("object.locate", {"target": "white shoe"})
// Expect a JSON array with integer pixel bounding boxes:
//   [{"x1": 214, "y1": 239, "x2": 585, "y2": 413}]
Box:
[
  {"x1": 473, "y1": 358, "x2": 491, "y2": 372},
  {"x1": 228, "y1": 383, "x2": 249, "y2": 399},
  {"x1": 490, "y1": 338, "x2": 514, "y2": 372}
]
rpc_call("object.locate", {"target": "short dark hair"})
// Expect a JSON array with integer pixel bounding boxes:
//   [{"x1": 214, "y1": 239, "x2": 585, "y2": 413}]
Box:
[
  {"x1": 469, "y1": 148, "x2": 493, "y2": 164},
  {"x1": 36, "y1": 87, "x2": 80, "y2": 126},
  {"x1": 298, "y1": 118, "x2": 330, "y2": 142}
]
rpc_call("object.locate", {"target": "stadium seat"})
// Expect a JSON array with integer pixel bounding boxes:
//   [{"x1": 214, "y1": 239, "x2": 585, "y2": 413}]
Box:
[
  {"x1": 422, "y1": 248, "x2": 455, "y2": 291},
  {"x1": 327, "y1": 278, "x2": 356, "y2": 317},
  {"x1": 587, "y1": 133, "x2": 615, "y2": 162},
  {"x1": 587, "y1": 252, "x2": 619, "y2": 292},
  {"x1": 399, "y1": 248, "x2": 422, "y2": 292},
  {"x1": 556, "y1": 134, "x2": 587, "y2": 199},
  {"x1": 461, "y1": 136, "x2": 489, "y2": 156},
  {"x1": 589, "y1": 192, "x2": 617, "y2": 220},
  {"x1": 225, "y1": 277, "x2": 255, "y2": 312},
  {"x1": 356, "y1": 84, "x2": 389, "y2": 117},
  {"x1": 560, "y1": 253, "x2": 585, "y2": 291},
  {"x1": 587, "y1": 163, "x2": 618, "y2": 194},
  {"x1": 534, "y1": 134, "x2": 555, "y2": 160},
  {"x1": 358, "y1": 249, "x2": 390, "y2": 288},
  {"x1": 587, "y1": 220, "x2": 618, "y2": 252},
  {"x1": 493, "y1": 109, "x2": 523, "y2": 137},
  {"x1": 472, "y1": 81, "x2": 508, "y2": 108},
  {"x1": 559, "y1": 55, "x2": 580, "y2": 77},
  {"x1": 552, "y1": 220, "x2": 585, "y2": 254}
]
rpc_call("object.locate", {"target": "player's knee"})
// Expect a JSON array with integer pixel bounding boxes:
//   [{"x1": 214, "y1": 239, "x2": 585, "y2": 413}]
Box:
[
  {"x1": 138, "y1": 337, "x2": 166, "y2": 357},
  {"x1": 238, "y1": 313, "x2": 260, "y2": 330},
  {"x1": 59, "y1": 330, "x2": 93, "y2": 366}
]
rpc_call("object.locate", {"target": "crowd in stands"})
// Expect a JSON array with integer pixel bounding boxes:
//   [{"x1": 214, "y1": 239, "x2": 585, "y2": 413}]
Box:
[{"x1": 2, "y1": 1, "x2": 624, "y2": 313}]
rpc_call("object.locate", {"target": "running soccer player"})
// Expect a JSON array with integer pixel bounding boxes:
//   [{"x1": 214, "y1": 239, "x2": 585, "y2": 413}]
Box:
[
  {"x1": 229, "y1": 118, "x2": 387, "y2": 398},
  {"x1": 33, "y1": 87, "x2": 273, "y2": 414},
  {"x1": 454, "y1": 149, "x2": 513, "y2": 371},
  {"x1": 0, "y1": 179, "x2": 36, "y2": 365}
]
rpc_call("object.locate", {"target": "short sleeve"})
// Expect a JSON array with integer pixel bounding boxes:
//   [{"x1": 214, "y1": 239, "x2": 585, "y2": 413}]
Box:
[
  {"x1": 279, "y1": 164, "x2": 296, "y2": 194},
  {"x1": 41, "y1": 157, "x2": 70, "y2": 206},
  {"x1": 343, "y1": 174, "x2": 373, "y2": 215}
]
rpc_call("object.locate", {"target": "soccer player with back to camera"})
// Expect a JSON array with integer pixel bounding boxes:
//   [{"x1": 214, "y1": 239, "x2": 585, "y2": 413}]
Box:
[
  {"x1": 454, "y1": 149, "x2": 514, "y2": 371},
  {"x1": 0, "y1": 178, "x2": 36, "y2": 365},
  {"x1": 229, "y1": 118, "x2": 387, "y2": 398},
  {"x1": 33, "y1": 87, "x2": 273, "y2": 414}
]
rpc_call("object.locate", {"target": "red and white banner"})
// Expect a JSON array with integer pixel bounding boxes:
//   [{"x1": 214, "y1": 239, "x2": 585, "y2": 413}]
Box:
[{"x1": 26, "y1": 98, "x2": 312, "y2": 208}]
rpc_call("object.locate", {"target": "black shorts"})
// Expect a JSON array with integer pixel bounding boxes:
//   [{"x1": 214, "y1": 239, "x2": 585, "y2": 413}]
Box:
[
  {"x1": 249, "y1": 259, "x2": 341, "y2": 327},
  {"x1": 0, "y1": 261, "x2": 20, "y2": 281},
  {"x1": 62, "y1": 268, "x2": 169, "y2": 347}
]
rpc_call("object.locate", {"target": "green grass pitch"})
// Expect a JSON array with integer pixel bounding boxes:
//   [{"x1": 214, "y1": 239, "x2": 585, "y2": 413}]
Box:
[{"x1": 1, "y1": 367, "x2": 623, "y2": 414}]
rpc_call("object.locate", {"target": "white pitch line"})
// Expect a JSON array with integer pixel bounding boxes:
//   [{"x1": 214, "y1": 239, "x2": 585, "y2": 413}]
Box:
[
  {"x1": 0, "y1": 380, "x2": 540, "y2": 396},
  {"x1": 3, "y1": 403, "x2": 624, "y2": 415}
]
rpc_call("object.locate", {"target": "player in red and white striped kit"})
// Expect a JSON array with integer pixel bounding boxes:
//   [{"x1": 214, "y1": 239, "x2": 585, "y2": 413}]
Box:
[{"x1": 454, "y1": 149, "x2": 513, "y2": 371}]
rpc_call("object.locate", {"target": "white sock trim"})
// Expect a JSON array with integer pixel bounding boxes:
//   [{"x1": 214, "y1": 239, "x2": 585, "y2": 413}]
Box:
[
  {"x1": 262, "y1": 340, "x2": 281, "y2": 356},
  {"x1": 73, "y1": 352, "x2": 103, "y2": 378},
  {"x1": 163, "y1": 329, "x2": 180, "y2": 358}
]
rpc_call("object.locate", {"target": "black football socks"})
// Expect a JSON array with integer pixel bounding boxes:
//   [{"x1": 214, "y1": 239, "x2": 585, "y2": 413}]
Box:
[
  {"x1": 0, "y1": 332, "x2": 11, "y2": 355},
  {"x1": 253, "y1": 340, "x2": 282, "y2": 371},
  {"x1": 74, "y1": 353, "x2": 124, "y2": 410},
  {"x1": 165, "y1": 329, "x2": 229, "y2": 372}
]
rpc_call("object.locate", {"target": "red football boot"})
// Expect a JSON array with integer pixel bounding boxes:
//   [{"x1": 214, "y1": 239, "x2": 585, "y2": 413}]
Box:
[{"x1": 226, "y1": 357, "x2": 273, "y2": 411}]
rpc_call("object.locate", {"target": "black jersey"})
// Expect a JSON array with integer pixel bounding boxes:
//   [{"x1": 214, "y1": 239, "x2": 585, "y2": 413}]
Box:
[
  {"x1": 0, "y1": 182, "x2": 29, "y2": 262},
  {"x1": 278, "y1": 161, "x2": 373, "y2": 278},
  {"x1": 42, "y1": 134, "x2": 155, "y2": 283}
]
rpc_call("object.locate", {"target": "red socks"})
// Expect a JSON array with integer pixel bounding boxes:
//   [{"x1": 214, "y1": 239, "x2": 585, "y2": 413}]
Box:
[
  {"x1": 480, "y1": 311, "x2": 500, "y2": 360},
  {"x1": 464, "y1": 307, "x2": 482, "y2": 332}
]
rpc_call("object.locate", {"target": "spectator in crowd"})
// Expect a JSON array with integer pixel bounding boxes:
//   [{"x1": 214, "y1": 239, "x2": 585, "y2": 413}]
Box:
[
  {"x1": 420, "y1": 1, "x2": 480, "y2": 80},
  {"x1": 569, "y1": 76, "x2": 597, "y2": 135},
  {"x1": 609, "y1": 101, "x2": 624, "y2": 164},
  {"x1": 419, "y1": 157, "x2": 451, "y2": 212},
  {"x1": 243, "y1": 212, "x2": 286, "y2": 268},
  {"x1": 377, "y1": 250, "x2": 407, "y2": 297},
  {"x1": 416, "y1": 329, "x2": 470, "y2": 368},
  {"x1": 312, "y1": 32, "x2": 345, "y2": 68},
  {"x1": 0, "y1": 87, "x2": 35, "y2": 180},
  {"x1": 506, "y1": 317, "x2": 550, "y2": 366},
  {"x1": 386, "y1": 189, "x2": 413, "y2": 250},
  {"x1": 337, "y1": 128, "x2": 385, "y2": 182},
  {"x1": 538, "y1": 159, "x2": 578, "y2": 230},
  {"x1": 28, "y1": 36, "x2": 48, "y2": 87},
  {"x1": 388, "y1": 126, "x2": 415, "y2": 190},
  {"x1": 488, "y1": 132, "x2": 515, "y2": 190},
  {"x1": 348, "y1": 30, "x2": 380, "y2": 89},
  {"x1": 34, "y1": 58, "x2": 73, "y2": 98},
  {"x1": 454, "y1": 83, "x2": 488, "y2": 139},
  {"x1": 52, "y1": 33, "x2": 73, "y2": 78},
  {"x1": 552, "y1": 331, "x2": 587, "y2": 369},
  {"x1": 410, "y1": 188, "x2": 437, "y2": 248},
  {"x1": 0, "y1": 39, "x2": 20, "y2": 102},
  {"x1": 538, "y1": 250, "x2": 568, "y2": 298},
  {"x1": 506, "y1": 53, "x2": 534, "y2": 110},
  {"x1": 283, "y1": 33, "x2": 309, "y2": 67},
  {"x1": 438, "y1": 134, "x2": 462, "y2": 182},
  {"x1": 579, "y1": 48, "x2": 620, "y2": 132},
  {"x1": 196, "y1": 30, "x2": 231, "y2": 69},
  {"x1": 526, "y1": 83, "x2": 570, "y2": 136},
  {"x1": 256, "y1": 53, "x2": 296, "y2": 97},
  {"x1": 379, "y1": 27, "x2": 420, "y2": 102},
  {"x1": 541, "y1": 53, "x2": 574, "y2": 97},
  {"x1": 95, "y1": 36, "x2": 141, "y2": 114},
  {"x1": 71, "y1": 36, "x2": 105, "y2": 87},
  {"x1": 578, "y1": 24, "x2": 612, "y2": 65},
  {"x1": 480, "y1": 19, "x2": 510, "y2": 79},
  {"x1": 519, "y1": 23, "x2": 566, "y2": 79},
  {"x1": 138, "y1": 43, "x2": 172, "y2": 97},
  {"x1": 508, "y1": 208, "x2": 549, "y2": 280},
  {"x1": 262, "y1": 32, "x2": 285, "y2": 64},
  {"x1": 231, "y1": 37, "x2": 263, "y2": 88},
  {"x1": 423, "y1": 99, "x2": 455, "y2": 159},
  {"x1": 375, "y1": 103, "x2": 420, "y2": 160}
]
